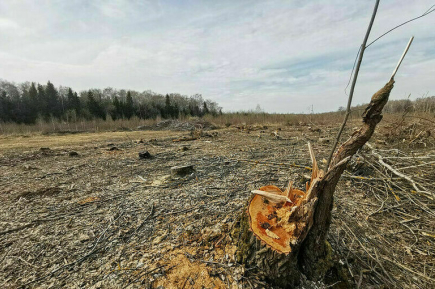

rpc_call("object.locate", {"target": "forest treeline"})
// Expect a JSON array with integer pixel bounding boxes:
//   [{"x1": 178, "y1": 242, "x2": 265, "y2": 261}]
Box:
[
  {"x1": 0, "y1": 79, "x2": 222, "y2": 124},
  {"x1": 339, "y1": 95, "x2": 435, "y2": 115},
  {"x1": 1, "y1": 79, "x2": 434, "y2": 125}
]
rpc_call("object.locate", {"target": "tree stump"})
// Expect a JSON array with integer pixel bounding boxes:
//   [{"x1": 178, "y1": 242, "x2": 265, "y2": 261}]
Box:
[
  {"x1": 170, "y1": 165, "x2": 195, "y2": 177},
  {"x1": 233, "y1": 80, "x2": 395, "y2": 288},
  {"x1": 234, "y1": 203, "x2": 303, "y2": 288},
  {"x1": 138, "y1": 151, "x2": 152, "y2": 159}
]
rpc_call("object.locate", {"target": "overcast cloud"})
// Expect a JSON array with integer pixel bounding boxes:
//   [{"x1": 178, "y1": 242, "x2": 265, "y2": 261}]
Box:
[{"x1": 0, "y1": 0, "x2": 434, "y2": 113}]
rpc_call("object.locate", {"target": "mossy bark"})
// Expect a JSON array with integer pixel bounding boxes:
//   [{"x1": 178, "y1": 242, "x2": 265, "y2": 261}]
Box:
[
  {"x1": 233, "y1": 207, "x2": 338, "y2": 288},
  {"x1": 233, "y1": 208, "x2": 302, "y2": 288}
]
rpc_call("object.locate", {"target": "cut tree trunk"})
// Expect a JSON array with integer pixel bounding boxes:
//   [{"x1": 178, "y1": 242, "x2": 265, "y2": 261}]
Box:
[{"x1": 233, "y1": 79, "x2": 395, "y2": 288}]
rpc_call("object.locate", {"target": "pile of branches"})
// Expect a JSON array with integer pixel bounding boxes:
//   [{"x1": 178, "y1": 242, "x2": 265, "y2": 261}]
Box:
[{"x1": 333, "y1": 143, "x2": 435, "y2": 287}]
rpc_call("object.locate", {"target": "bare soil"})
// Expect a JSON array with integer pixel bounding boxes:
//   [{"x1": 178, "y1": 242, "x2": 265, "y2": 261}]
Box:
[{"x1": 1, "y1": 119, "x2": 434, "y2": 288}]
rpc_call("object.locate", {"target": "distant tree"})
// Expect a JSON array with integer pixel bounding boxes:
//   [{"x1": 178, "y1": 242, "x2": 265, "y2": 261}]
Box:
[
  {"x1": 66, "y1": 88, "x2": 74, "y2": 111},
  {"x1": 87, "y1": 90, "x2": 106, "y2": 120},
  {"x1": 37, "y1": 84, "x2": 47, "y2": 119},
  {"x1": 203, "y1": 102, "x2": 209, "y2": 115},
  {"x1": 67, "y1": 88, "x2": 81, "y2": 115},
  {"x1": 163, "y1": 94, "x2": 171, "y2": 118},
  {"x1": 124, "y1": 91, "x2": 134, "y2": 119},
  {"x1": 172, "y1": 102, "x2": 179, "y2": 118},
  {"x1": 0, "y1": 90, "x2": 11, "y2": 122},
  {"x1": 111, "y1": 96, "x2": 123, "y2": 120},
  {"x1": 255, "y1": 104, "x2": 263, "y2": 113},
  {"x1": 26, "y1": 82, "x2": 39, "y2": 123},
  {"x1": 20, "y1": 86, "x2": 36, "y2": 124},
  {"x1": 45, "y1": 81, "x2": 61, "y2": 118},
  {"x1": 188, "y1": 94, "x2": 203, "y2": 117},
  {"x1": 0, "y1": 78, "x2": 226, "y2": 124},
  {"x1": 337, "y1": 106, "x2": 346, "y2": 115},
  {"x1": 73, "y1": 92, "x2": 81, "y2": 114},
  {"x1": 29, "y1": 82, "x2": 38, "y2": 104}
]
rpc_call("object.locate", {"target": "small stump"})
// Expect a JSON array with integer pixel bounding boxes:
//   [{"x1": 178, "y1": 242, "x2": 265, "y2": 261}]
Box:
[
  {"x1": 179, "y1": 145, "x2": 190, "y2": 152},
  {"x1": 138, "y1": 151, "x2": 152, "y2": 159},
  {"x1": 170, "y1": 165, "x2": 194, "y2": 177}
]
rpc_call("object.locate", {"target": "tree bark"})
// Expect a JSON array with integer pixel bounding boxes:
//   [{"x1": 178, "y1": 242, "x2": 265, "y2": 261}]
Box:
[
  {"x1": 300, "y1": 79, "x2": 394, "y2": 279},
  {"x1": 234, "y1": 208, "x2": 303, "y2": 288}
]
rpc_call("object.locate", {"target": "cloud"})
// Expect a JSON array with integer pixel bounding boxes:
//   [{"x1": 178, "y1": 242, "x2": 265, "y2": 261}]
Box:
[
  {"x1": 0, "y1": 0, "x2": 434, "y2": 113},
  {"x1": 0, "y1": 18, "x2": 19, "y2": 29}
]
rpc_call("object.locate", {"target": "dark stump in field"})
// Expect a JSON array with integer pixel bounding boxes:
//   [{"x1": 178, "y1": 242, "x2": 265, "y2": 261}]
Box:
[
  {"x1": 170, "y1": 165, "x2": 194, "y2": 177},
  {"x1": 138, "y1": 151, "x2": 152, "y2": 159}
]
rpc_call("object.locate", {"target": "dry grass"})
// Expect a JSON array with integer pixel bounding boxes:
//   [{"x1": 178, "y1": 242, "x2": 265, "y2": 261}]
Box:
[
  {"x1": 0, "y1": 111, "x2": 356, "y2": 136},
  {"x1": 0, "y1": 130, "x2": 180, "y2": 152},
  {"x1": 205, "y1": 111, "x2": 352, "y2": 127},
  {"x1": 0, "y1": 117, "x2": 159, "y2": 135},
  {"x1": 1, "y1": 110, "x2": 432, "y2": 136}
]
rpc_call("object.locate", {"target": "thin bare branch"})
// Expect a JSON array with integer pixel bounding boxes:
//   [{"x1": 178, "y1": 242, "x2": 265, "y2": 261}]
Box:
[
  {"x1": 366, "y1": 5, "x2": 435, "y2": 48},
  {"x1": 390, "y1": 36, "x2": 414, "y2": 79},
  {"x1": 345, "y1": 4, "x2": 434, "y2": 94},
  {"x1": 326, "y1": 0, "x2": 380, "y2": 170}
]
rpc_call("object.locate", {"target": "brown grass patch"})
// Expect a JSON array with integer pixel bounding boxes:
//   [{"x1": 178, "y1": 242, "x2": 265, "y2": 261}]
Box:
[{"x1": 0, "y1": 130, "x2": 180, "y2": 152}]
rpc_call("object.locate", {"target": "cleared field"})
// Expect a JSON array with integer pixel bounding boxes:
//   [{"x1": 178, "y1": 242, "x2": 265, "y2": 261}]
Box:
[
  {"x1": 0, "y1": 131, "x2": 179, "y2": 151},
  {"x1": 0, "y1": 119, "x2": 434, "y2": 288}
]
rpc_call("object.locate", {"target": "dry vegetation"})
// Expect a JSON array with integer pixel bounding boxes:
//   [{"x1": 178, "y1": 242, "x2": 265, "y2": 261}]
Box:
[
  {"x1": 0, "y1": 113, "x2": 434, "y2": 288},
  {"x1": 0, "y1": 112, "x2": 356, "y2": 136}
]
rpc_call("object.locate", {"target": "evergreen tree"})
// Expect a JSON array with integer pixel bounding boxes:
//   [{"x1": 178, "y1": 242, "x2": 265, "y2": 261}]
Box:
[
  {"x1": 164, "y1": 94, "x2": 171, "y2": 119},
  {"x1": 172, "y1": 102, "x2": 179, "y2": 118},
  {"x1": 29, "y1": 82, "x2": 38, "y2": 102},
  {"x1": 111, "y1": 96, "x2": 122, "y2": 120},
  {"x1": 0, "y1": 90, "x2": 11, "y2": 122},
  {"x1": 27, "y1": 82, "x2": 39, "y2": 123},
  {"x1": 203, "y1": 102, "x2": 209, "y2": 115},
  {"x1": 66, "y1": 88, "x2": 74, "y2": 111},
  {"x1": 87, "y1": 91, "x2": 106, "y2": 120},
  {"x1": 20, "y1": 86, "x2": 35, "y2": 124},
  {"x1": 66, "y1": 88, "x2": 81, "y2": 115},
  {"x1": 124, "y1": 91, "x2": 134, "y2": 119},
  {"x1": 66, "y1": 88, "x2": 81, "y2": 118},
  {"x1": 191, "y1": 104, "x2": 200, "y2": 117},
  {"x1": 45, "y1": 81, "x2": 61, "y2": 118},
  {"x1": 73, "y1": 92, "x2": 81, "y2": 115},
  {"x1": 0, "y1": 79, "x2": 225, "y2": 124},
  {"x1": 37, "y1": 84, "x2": 48, "y2": 120}
]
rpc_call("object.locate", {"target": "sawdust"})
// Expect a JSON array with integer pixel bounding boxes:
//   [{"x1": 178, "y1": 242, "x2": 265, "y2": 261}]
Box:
[{"x1": 154, "y1": 247, "x2": 228, "y2": 289}]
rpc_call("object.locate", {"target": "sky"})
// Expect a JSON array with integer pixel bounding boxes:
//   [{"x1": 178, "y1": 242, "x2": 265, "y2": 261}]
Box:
[{"x1": 0, "y1": 0, "x2": 434, "y2": 113}]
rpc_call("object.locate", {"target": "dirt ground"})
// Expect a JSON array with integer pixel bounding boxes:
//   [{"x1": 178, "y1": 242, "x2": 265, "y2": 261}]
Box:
[{"x1": 0, "y1": 119, "x2": 434, "y2": 288}]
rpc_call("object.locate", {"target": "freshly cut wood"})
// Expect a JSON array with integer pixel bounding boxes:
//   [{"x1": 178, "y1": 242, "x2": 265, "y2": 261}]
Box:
[{"x1": 248, "y1": 144, "x2": 323, "y2": 255}]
